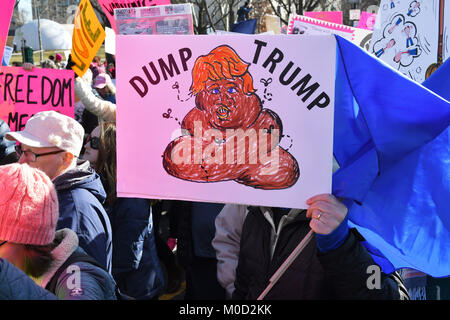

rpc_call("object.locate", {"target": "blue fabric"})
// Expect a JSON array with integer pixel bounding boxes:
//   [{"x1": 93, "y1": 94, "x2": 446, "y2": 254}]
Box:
[
  {"x1": 191, "y1": 202, "x2": 224, "y2": 258},
  {"x1": 53, "y1": 247, "x2": 117, "y2": 300},
  {"x1": 316, "y1": 214, "x2": 349, "y2": 253},
  {"x1": 0, "y1": 258, "x2": 58, "y2": 300},
  {"x1": 332, "y1": 35, "x2": 450, "y2": 277},
  {"x1": 231, "y1": 19, "x2": 257, "y2": 34},
  {"x1": 107, "y1": 197, "x2": 165, "y2": 299},
  {"x1": 54, "y1": 163, "x2": 113, "y2": 275}
]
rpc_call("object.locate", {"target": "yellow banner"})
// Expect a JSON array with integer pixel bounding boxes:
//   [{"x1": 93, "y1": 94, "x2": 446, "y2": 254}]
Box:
[{"x1": 71, "y1": 0, "x2": 105, "y2": 78}]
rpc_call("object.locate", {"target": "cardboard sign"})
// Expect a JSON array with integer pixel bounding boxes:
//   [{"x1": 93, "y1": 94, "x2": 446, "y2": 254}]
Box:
[
  {"x1": 116, "y1": 35, "x2": 336, "y2": 209},
  {"x1": 0, "y1": 66, "x2": 75, "y2": 131},
  {"x1": 0, "y1": 0, "x2": 15, "y2": 64},
  {"x1": 370, "y1": 0, "x2": 440, "y2": 83},
  {"x1": 288, "y1": 14, "x2": 373, "y2": 52},
  {"x1": 304, "y1": 11, "x2": 343, "y2": 25},
  {"x1": 71, "y1": 0, "x2": 106, "y2": 78},
  {"x1": 97, "y1": 0, "x2": 171, "y2": 32},
  {"x1": 114, "y1": 4, "x2": 194, "y2": 35}
]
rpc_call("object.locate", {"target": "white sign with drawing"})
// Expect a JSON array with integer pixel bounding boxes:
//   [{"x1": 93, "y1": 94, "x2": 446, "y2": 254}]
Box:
[{"x1": 370, "y1": 0, "x2": 440, "y2": 82}]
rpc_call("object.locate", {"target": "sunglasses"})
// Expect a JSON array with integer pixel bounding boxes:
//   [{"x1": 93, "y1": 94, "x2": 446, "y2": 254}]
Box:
[
  {"x1": 15, "y1": 145, "x2": 65, "y2": 163},
  {"x1": 86, "y1": 135, "x2": 100, "y2": 150}
]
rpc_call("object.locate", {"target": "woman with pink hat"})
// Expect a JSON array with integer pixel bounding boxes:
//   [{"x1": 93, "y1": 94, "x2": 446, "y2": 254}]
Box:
[{"x1": 0, "y1": 164, "x2": 117, "y2": 299}]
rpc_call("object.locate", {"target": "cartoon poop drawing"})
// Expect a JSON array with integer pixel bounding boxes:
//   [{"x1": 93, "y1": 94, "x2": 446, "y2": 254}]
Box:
[{"x1": 162, "y1": 45, "x2": 299, "y2": 190}]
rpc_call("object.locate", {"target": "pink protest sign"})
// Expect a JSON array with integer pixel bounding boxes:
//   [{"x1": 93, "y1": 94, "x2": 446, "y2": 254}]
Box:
[
  {"x1": 0, "y1": 66, "x2": 75, "y2": 131},
  {"x1": 97, "y1": 0, "x2": 172, "y2": 32},
  {"x1": 304, "y1": 11, "x2": 343, "y2": 25},
  {"x1": 357, "y1": 11, "x2": 377, "y2": 30},
  {"x1": 0, "y1": 0, "x2": 15, "y2": 63},
  {"x1": 116, "y1": 35, "x2": 336, "y2": 209}
]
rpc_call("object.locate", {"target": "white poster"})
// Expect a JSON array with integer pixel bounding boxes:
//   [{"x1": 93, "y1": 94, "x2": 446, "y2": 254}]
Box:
[
  {"x1": 116, "y1": 35, "x2": 336, "y2": 209},
  {"x1": 288, "y1": 14, "x2": 373, "y2": 52},
  {"x1": 370, "y1": 0, "x2": 440, "y2": 82}
]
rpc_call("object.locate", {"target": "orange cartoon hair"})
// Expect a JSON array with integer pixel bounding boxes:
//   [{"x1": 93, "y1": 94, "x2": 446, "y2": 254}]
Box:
[{"x1": 190, "y1": 45, "x2": 256, "y2": 96}]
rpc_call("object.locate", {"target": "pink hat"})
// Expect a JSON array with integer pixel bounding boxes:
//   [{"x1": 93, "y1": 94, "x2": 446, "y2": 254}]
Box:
[
  {"x1": 55, "y1": 53, "x2": 63, "y2": 62},
  {"x1": 0, "y1": 163, "x2": 59, "y2": 245},
  {"x1": 93, "y1": 73, "x2": 111, "y2": 89}
]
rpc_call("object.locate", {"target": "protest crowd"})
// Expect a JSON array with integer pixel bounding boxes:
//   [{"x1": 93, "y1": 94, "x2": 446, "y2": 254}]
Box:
[{"x1": 0, "y1": 0, "x2": 448, "y2": 303}]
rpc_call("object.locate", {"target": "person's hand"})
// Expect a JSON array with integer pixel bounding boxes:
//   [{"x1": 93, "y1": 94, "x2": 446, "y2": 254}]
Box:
[
  {"x1": 22, "y1": 62, "x2": 34, "y2": 71},
  {"x1": 306, "y1": 193, "x2": 348, "y2": 235}
]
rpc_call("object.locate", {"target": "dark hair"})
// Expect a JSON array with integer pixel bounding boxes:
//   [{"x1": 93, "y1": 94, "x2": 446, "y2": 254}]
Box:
[
  {"x1": 94, "y1": 122, "x2": 117, "y2": 206},
  {"x1": 23, "y1": 243, "x2": 57, "y2": 278}
]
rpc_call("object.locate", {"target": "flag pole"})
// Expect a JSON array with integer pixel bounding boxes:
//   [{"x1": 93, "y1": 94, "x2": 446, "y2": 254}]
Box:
[{"x1": 257, "y1": 229, "x2": 315, "y2": 300}]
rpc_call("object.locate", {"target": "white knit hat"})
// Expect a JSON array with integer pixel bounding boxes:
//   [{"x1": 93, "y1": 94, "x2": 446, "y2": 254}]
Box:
[{"x1": 6, "y1": 111, "x2": 84, "y2": 157}]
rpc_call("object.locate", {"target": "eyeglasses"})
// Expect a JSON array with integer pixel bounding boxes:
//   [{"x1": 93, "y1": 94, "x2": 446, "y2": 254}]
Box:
[
  {"x1": 15, "y1": 145, "x2": 65, "y2": 163},
  {"x1": 86, "y1": 135, "x2": 100, "y2": 150},
  {"x1": 0, "y1": 241, "x2": 7, "y2": 248}
]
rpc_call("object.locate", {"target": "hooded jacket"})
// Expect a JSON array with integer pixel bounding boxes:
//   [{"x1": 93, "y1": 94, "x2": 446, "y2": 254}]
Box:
[
  {"x1": 53, "y1": 160, "x2": 113, "y2": 274},
  {"x1": 0, "y1": 229, "x2": 116, "y2": 300}
]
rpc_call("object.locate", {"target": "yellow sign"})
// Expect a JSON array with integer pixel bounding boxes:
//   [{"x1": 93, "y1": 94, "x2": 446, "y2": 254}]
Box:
[{"x1": 71, "y1": 0, "x2": 105, "y2": 78}]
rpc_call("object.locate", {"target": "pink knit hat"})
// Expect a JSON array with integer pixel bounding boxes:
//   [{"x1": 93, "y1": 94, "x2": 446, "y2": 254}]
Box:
[{"x1": 0, "y1": 163, "x2": 59, "y2": 245}]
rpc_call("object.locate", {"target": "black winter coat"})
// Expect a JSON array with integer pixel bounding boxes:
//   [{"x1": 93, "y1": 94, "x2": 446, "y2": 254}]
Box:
[{"x1": 233, "y1": 206, "x2": 409, "y2": 300}]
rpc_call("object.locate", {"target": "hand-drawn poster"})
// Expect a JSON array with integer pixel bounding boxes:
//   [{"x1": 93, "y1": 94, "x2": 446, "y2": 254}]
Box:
[
  {"x1": 98, "y1": 0, "x2": 171, "y2": 33},
  {"x1": 71, "y1": 0, "x2": 106, "y2": 78},
  {"x1": 370, "y1": 0, "x2": 440, "y2": 82},
  {"x1": 114, "y1": 4, "x2": 194, "y2": 35},
  {"x1": 116, "y1": 35, "x2": 336, "y2": 209},
  {"x1": 288, "y1": 14, "x2": 373, "y2": 52},
  {"x1": 0, "y1": 66, "x2": 75, "y2": 131}
]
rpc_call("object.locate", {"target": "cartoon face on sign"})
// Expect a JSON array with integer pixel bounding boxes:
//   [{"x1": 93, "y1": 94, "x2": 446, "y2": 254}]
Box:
[{"x1": 162, "y1": 45, "x2": 299, "y2": 190}]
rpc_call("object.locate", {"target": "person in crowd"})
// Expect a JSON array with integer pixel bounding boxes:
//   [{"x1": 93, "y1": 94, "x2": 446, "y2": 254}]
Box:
[
  {"x1": 93, "y1": 73, "x2": 116, "y2": 104},
  {"x1": 40, "y1": 59, "x2": 57, "y2": 69},
  {"x1": 237, "y1": 1, "x2": 252, "y2": 22},
  {"x1": 73, "y1": 68, "x2": 94, "y2": 125},
  {"x1": 82, "y1": 121, "x2": 165, "y2": 299},
  {"x1": 5, "y1": 111, "x2": 113, "y2": 274},
  {"x1": 0, "y1": 163, "x2": 116, "y2": 300},
  {"x1": 74, "y1": 71, "x2": 116, "y2": 126},
  {"x1": 165, "y1": 201, "x2": 226, "y2": 300},
  {"x1": 107, "y1": 62, "x2": 116, "y2": 79},
  {"x1": 0, "y1": 120, "x2": 18, "y2": 165},
  {"x1": 54, "y1": 53, "x2": 63, "y2": 69},
  {"x1": 213, "y1": 194, "x2": 410, "y2": 299},
  {"x1": 21, "y1": 60, "x2": 116, "y2": 134}
]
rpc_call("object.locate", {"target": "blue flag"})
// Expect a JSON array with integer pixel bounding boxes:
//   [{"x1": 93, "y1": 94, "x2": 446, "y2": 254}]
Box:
[
  {"x1": 231, "y1": 19, "x2": 257, "y2": 34},
  {"x1": 333, "y1": 35, "x2": 450, "y2": 277}
]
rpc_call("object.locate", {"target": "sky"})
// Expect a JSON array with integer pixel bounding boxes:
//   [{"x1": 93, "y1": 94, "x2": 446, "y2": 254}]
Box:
[{"x1": 18, "y1": 0, "x2": 33, "y2": 22}]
